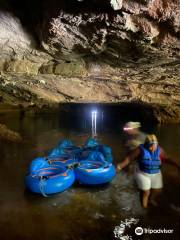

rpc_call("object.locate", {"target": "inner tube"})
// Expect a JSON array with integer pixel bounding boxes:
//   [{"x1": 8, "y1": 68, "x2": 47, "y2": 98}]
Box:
[
  {"x1": 28, "y1": 157, "x2": 50, "y2": 174},
  {"x1": 25, "y1": 165, "x2": 75, "y2": 196},
  {"x1": 48, "y1": 139, "x2": 81, "y2": 157},
  {"x1": 81, "y1": 138, "x2": 113, "y2": 163},
  {"x1": 47, "y1": 154, "x2": 77, "y2": 166},
  {"x1": 74, "y1": 160, "x2": 116, "y2": 185},
  {"x1": 57, "y1": 139, "x2": 74, "y2": 148},
  {"x1": 48, "y1": 139, "x2": 113, "y2": 163},
  {"x1": 48, "y1": 146, "x2": 81, "y2": 160},
  {"x1": 78, "y1": 150, "x2": 106, "y2": 165}
]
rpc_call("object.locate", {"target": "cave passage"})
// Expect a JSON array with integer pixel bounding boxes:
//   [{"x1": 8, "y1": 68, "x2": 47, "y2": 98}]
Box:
[{"x1": 58, "y1": 102, "x2": 158, "y2": 133}]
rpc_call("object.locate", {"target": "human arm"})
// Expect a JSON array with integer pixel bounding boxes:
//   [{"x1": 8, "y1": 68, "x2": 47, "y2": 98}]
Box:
[{"x1": 116, "y1": 147, "x2": 140, "y2": 172}]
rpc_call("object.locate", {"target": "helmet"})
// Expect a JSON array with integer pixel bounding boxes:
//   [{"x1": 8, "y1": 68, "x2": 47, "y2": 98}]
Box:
[{"x1": 145, "y1": 134, "x2": 158, "y2": 145}]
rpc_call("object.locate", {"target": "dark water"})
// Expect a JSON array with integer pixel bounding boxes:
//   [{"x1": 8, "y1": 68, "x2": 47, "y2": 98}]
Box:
[{"x1": 0, "y1": 111, "x2": 180, "y2": 240}]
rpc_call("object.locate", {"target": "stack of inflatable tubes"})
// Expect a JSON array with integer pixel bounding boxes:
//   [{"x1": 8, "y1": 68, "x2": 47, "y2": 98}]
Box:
[
  {"x1": 48, "y1": 139, "x2": 113, "y2": 163},
  {"x1": 48, "y1": 145, "x2": 113, "y2": 163},
  {"x1": 48, "y1": 150, "x2": 116, "y2": 185},
  {"x1": 25, "y1": 139, "x2": 116, "y2": 196}
]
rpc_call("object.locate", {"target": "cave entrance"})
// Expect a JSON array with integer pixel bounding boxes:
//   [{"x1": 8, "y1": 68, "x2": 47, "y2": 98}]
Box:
[{"x1": 58, "y1": 102, "x2": 158, "y2": 134}]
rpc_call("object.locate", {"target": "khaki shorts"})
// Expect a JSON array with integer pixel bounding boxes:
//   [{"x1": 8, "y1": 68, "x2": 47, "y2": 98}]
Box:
[{"x1": 135, "y1": 168, "x2": 163, "y2": 191}]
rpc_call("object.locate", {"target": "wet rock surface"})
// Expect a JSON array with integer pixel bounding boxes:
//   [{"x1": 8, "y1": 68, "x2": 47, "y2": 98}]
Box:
[
  {"x1": 0, "y1": 58, "x2": 180, "y2": 123},
  {"x1": 40, "y1": 0, "x2": 180, "y2": 62},
  {"x1": 0, "y1": 0, "x2": 179, "y2": 62},
  {"x1": 0, "y1": 0, "x2": 179, "y2": 122},
  {"x1": 0, "y1": 123, "x2": 22, "y2": 142}
]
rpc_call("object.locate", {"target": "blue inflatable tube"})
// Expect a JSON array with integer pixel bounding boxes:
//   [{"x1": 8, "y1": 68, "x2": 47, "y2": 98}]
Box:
[
  {"x1": 28, "y1": 157, "x2": 49, "y2": 174},
  {"x1": 27, "y1": 156, "x2": 75, "y2": 173},
  {"x1": 48, "y1": 139, "x2": 113, "y2": 164},
  {"x1": 79, "y1": 150, "x2": 105, "y2": 163},
  {"x1": 48, "y1": 146, "x2": 81, "y2": 157},
  {"x1": 48, "y1": 139, "x2": 81, "y2": 157},
  {"x1": 47, "y1": 154, "x2": 77, "y2": 167},
  {"x1": 80, "y1": 138, "x2": 113, "y2": 163},
  {"x1": 74, "y1": 160, "x2": 116, "y2": 185},
  {"x1": 25, "y1": 158, "x2": 75, "y2": 196}
]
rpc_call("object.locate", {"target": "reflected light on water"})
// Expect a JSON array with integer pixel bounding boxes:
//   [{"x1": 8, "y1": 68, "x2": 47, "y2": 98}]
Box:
[{"x1": 91, "y1": 110, "x2": 97, "y2": 137}]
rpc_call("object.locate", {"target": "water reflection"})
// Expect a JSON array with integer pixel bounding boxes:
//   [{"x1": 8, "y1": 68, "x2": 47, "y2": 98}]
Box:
[
  {"x1": 91, "y1": 110, "x2": 97, "y2": 137},
  {"x1": 0, "y1": 111, "x2": 179, "y2": 240}
]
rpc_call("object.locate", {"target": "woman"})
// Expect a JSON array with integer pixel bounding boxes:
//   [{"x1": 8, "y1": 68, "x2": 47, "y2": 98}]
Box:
[{"x1": 117, "y1": 134, "x2": 180, "y2": 208}]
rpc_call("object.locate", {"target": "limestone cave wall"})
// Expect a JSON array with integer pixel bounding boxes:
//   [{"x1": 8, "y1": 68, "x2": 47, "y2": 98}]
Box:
[{"x1": 0, "y1": 0, "x2": 179, "y2": 122}]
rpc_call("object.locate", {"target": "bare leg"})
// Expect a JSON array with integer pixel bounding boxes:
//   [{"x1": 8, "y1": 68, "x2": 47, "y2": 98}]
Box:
[
  {"x1": 149, "y1": 188, "x2": 162, "y2": 206},
  {"x1": 141, "y1": 190, "x2": 150, "y2": 208}
]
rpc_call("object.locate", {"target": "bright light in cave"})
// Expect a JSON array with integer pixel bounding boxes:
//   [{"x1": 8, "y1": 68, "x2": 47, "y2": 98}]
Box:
[{"x1": 91, "y1": 110, "x2": 97, "y2": 137}]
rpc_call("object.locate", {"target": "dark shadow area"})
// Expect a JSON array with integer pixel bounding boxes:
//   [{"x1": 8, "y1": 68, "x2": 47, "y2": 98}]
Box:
[
  {"x1": 0, "y1": 0, "x2": 114, "y2": 28},
  {"x1": 0, "y1": 0, "x2": 42, "y2": 47},
  {"x1": 58, "y1": 102, "x2": 158, "y2": 132},
  {"x1": 0, "y1": 0, "x2": 142, "y2": 61}
]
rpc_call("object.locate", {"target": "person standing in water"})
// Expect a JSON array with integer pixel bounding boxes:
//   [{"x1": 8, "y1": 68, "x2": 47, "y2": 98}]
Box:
[
  {"x1": 123, "y1": 121, "x2": 146, "y2": 153},
  {"x1": 117, "y1": 134, "x2": 180, "y2": 208}
]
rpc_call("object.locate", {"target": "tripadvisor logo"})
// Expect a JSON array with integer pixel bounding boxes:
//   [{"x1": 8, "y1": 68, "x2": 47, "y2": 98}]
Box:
[
  {"x1": 135, "y1": 227, "x2": 143, "y2": 235},
  {"x1": 114, "y1": 219, "x2": 174, "y2": 239},
  {"x1": 142, "y1": 228, "x2": 174, "y2": 234}
]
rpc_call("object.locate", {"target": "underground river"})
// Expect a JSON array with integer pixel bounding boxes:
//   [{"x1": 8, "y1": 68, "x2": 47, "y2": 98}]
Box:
[{"x1": 0, "y1": 107, "x2": 179, "y2": 240}]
